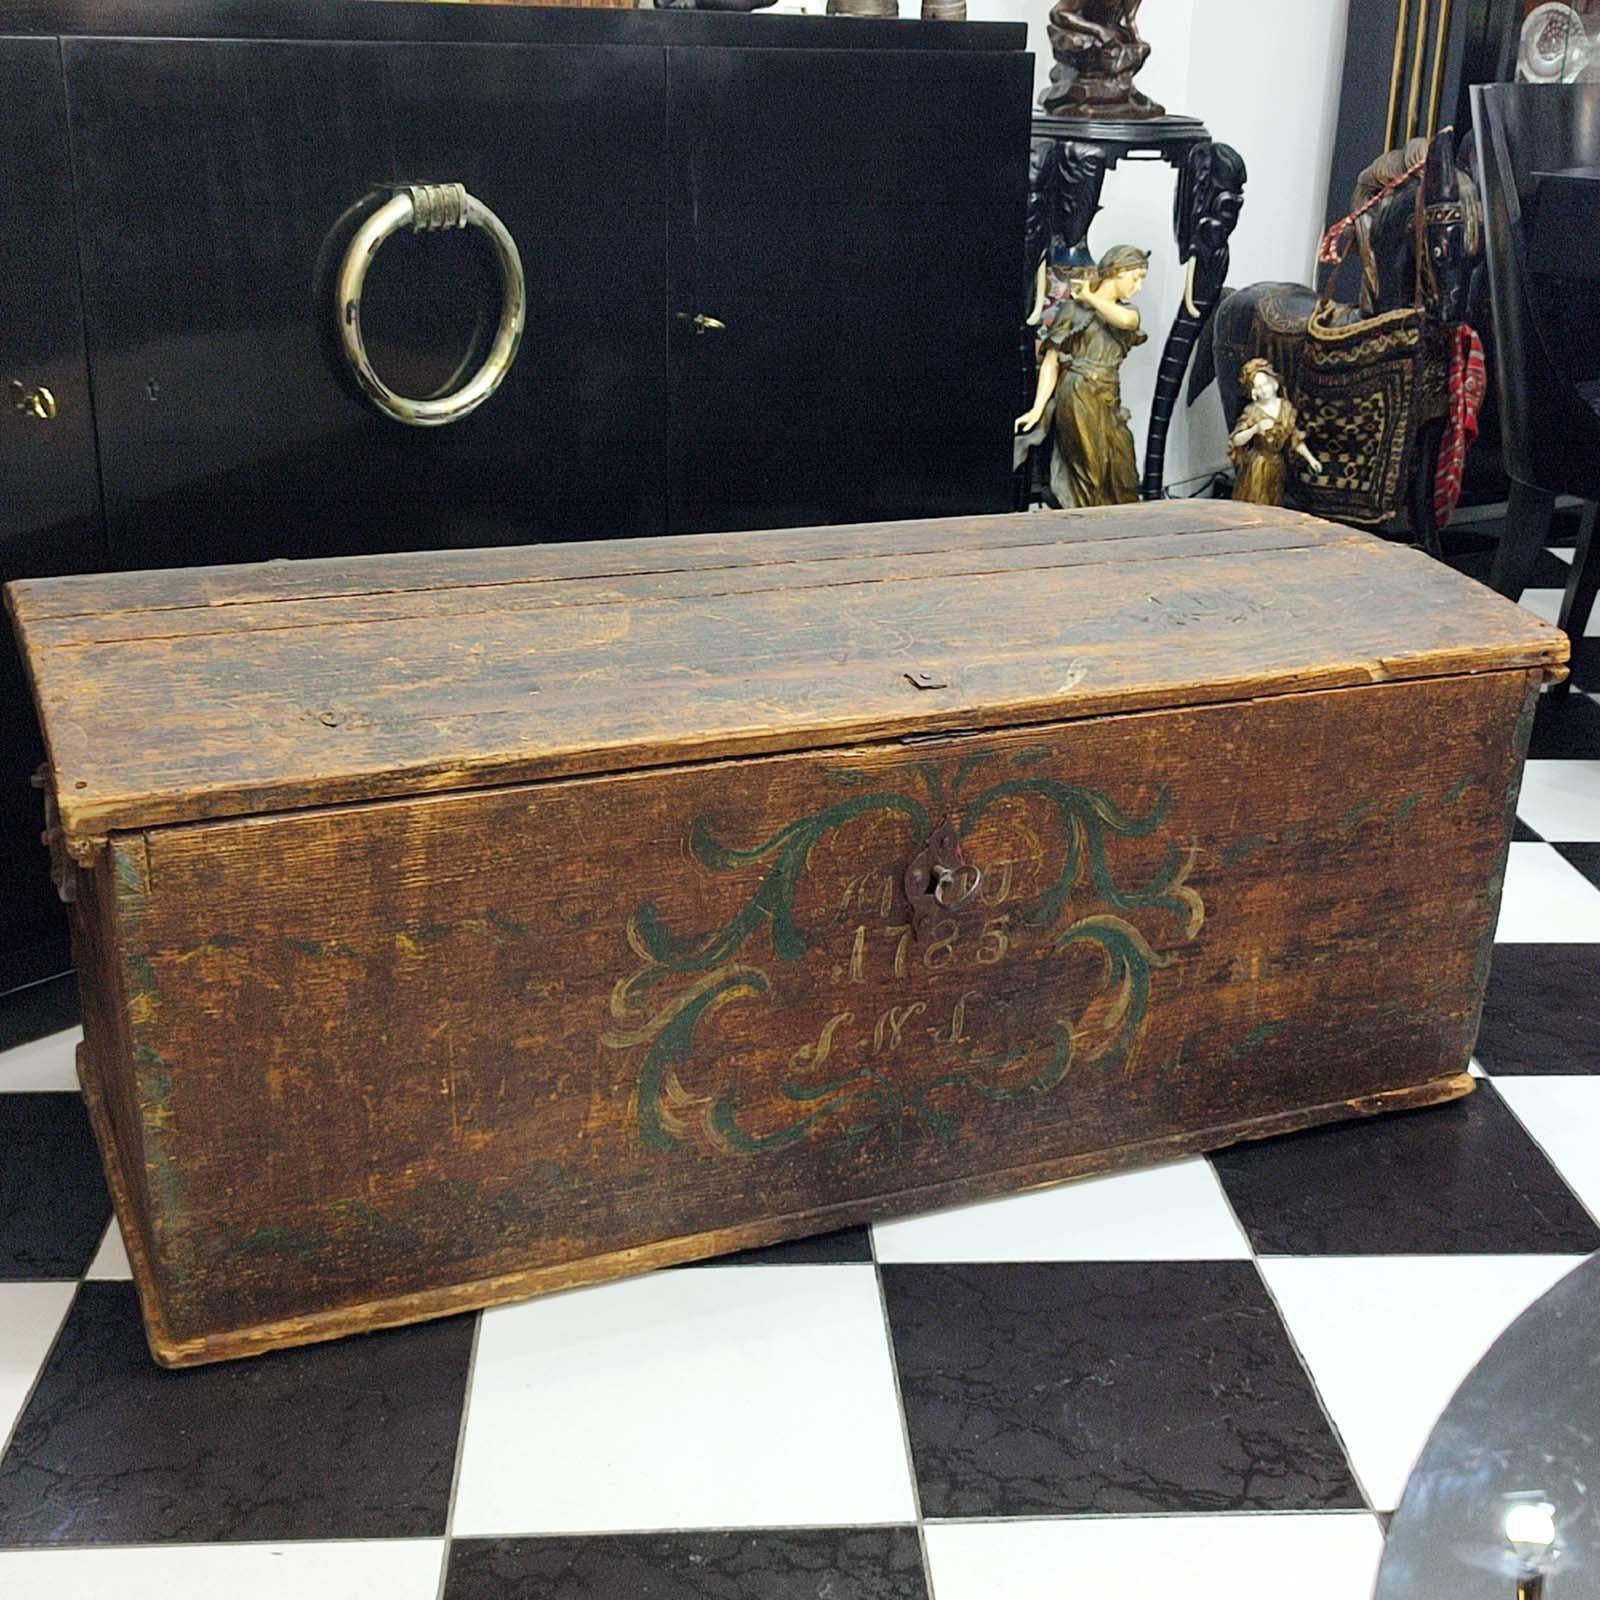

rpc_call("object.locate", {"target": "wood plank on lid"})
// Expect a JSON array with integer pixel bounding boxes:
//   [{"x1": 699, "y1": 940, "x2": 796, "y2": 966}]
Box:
[
  {"x1": 5, "y1": 509, "x2": 1566, "y2": 854},
  {"x1": 15, "y1": 524, "x2": 1342, "y2": 650},
  {"x1": 6, "y1": 502, "x2": 1292, "y2": 621}
]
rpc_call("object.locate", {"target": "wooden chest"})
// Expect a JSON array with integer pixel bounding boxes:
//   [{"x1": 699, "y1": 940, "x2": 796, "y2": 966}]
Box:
[{"x1": 6, "y1": 503, "x2": 1565, "y2": 1366}]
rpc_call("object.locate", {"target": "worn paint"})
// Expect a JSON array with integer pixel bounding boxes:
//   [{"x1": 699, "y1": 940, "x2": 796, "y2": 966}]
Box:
[{"x1": 606, "y1": 769, "x2": 1205, "y2": 1158}]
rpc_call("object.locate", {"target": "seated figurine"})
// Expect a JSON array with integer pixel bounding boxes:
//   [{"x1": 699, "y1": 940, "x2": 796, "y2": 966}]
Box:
[{"x1": 1039, "y1": 0, "x2": 1165, "y2": 120}]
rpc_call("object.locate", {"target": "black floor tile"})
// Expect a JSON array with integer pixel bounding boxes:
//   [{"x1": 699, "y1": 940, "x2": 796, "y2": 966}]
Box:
[
  {"x1": 0, "y1": 974, "x2": 78, "y2": 1056},
  {"x1": 443, "y1": 1529, "x2": 928, "y2": 1600},
  {"x1": 1528, "y1": 692, "x2": 1600, "y2": 760},
  {"x1": 0, "y1": 1093, "x2": 110, "y2": 1279},
  {"x1": 1476, "y1": 944, "x2": 1600, "y2": 1074},
  {"x1": 1209, "y1": 1082, "x2": 1599, "y2": 1254},
  {"x1": 1556, "y1": 842, "x2": 1600, "y2": 892},
  {"x1": 1513, "y1": 818, "x2": 1543, "y2": 842},
  {"x1": 0, "y1": 1282, "x2": 476, "y2": 1545},
  {"x1": 712, "y1": 1226, "x2": 874, "y2": 1266},
  {"x1": 1573, "y1": 640, "x2": 1600, "y2": 693},
  {"x1": 881, "y1": 1261, "x2": 1362, "y2": 1518}
]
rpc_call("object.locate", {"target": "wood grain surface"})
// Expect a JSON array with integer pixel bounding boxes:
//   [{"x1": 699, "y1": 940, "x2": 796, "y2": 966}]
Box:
[
  {"x1": 7, "y1": 504, "x2": 1565, "y2": 856},
  {"x1": 19, "y1": 503, "x2": 1556, "y2": 1363},
  {"x1": 79, "y1": 665, "x2": 1535, "y2": 1363}
]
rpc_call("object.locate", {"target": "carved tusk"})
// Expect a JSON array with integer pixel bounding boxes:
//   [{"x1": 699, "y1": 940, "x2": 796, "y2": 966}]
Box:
[
  {"x1": 1182, "y1": 256, "x2": 1200, "y2": 319},
  {"x1": 1027, "y1": 258, "x2": 1048, "y2": 327}
]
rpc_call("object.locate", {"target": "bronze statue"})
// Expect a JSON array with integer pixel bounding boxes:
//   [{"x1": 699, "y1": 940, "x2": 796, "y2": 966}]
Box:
[
  {"x1": 1039, "y1": 0, "x2": 1166, "y2": 121},
  {"x1": 1228, "y1": 358, "x2": 1321, "y2": 505},
  {"x1": 1015, "y1": 244, "x2": 1149, "y2": 508}
]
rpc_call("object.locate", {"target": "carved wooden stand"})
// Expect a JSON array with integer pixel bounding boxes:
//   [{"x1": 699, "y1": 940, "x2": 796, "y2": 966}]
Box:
[{"x1": 1025, "y1": 114, "x2": 1246, "y2": 501}]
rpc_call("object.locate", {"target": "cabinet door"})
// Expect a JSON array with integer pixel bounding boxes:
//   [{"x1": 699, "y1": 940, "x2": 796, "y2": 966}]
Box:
[
  {"x1": 665, "y1": 45, "x2": 1030, "y2": 535},
  {"x1": 1, "y1": 36, "x2": 106, "y2": 993},
  {"x1": 64, "y1": 38, "x2": 667, "y2": 569}
]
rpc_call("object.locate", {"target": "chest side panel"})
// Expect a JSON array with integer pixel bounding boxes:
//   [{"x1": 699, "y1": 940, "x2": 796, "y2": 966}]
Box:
[
  {"x1": 110, "y1": 668, "x2": 1533, "y2": 1351},
  {"x1": 64, "y1": 840, "x2": 153, "y2": 1229}
]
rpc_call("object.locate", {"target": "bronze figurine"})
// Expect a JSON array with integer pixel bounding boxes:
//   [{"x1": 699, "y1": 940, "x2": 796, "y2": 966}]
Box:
[
  {"x1": 1016, "y1": 244, "x2": 1149, "y2": 508},
  {"x1": 1228, "y1": 358, "x2": 1322, "y2": 505},
  {"x1": 1039, "y1": 0, "x2": 1166, "y2": 121}
]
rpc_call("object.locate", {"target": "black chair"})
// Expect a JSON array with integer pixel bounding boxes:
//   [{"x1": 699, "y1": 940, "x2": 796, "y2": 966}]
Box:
[{"x1": 1471, "y1": 82, "x2": 1600, "y2": 697}]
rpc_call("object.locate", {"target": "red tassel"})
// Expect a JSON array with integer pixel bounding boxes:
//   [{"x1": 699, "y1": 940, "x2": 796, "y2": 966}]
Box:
[{"x1": 1433, "y1": 323, "x2": 1487, "y2": 531}]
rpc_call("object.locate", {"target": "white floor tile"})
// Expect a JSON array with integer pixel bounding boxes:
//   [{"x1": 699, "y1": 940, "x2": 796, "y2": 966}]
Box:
[
  {"x1": 1520, "y1": 587, "x2": 1599, "y2": 634},
  {"x1": 1495, "y1": 844, "x2": 1600, "y2": 941},
  {"x1": 1495, "y1": 1076, "x2": 1600, "y2": 1221},
  {"x1": 0, "y1": 1541, "x2": 445, "y2": 1600},
  {"x1": 86, "y1": 1217, "x2": 132, "y2": 1280},
  {"x1": 1514, "y1": 761, "x2": 1600, "y2": 841},
  {"x1": 1260, "y1": 1256, "x2": 1581, "y2": 1510},
  {"x1": 453, "y1": 1264, "x2": 915, "y2": 1535},
  {"x1": 0, "y1": 1284, "x2": 76, "y2": 1445},
  {"x1": 923, "y1": 1512, "x2": 1385, "y2": 1600},
  {"x1": 0, "y1": 1027, "x2": 81, "y2": 1091},
  {"x1": 872, "y1": 1158, "x2": 1249, "y2": 1263}
]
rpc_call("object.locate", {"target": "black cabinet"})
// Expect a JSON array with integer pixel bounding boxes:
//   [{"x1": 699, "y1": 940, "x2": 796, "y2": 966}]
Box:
[
  {"x1": 0, "y1": 36, "x2": 104, "y2": 992},
  {"x1": 1, "y1": 2, "x2": 1030, "y2": 997},
  {"x1": 666, "y1": 46, "x2": 1026, "y2": 532},
  {"x1": 64, "y1": 28, "x2": 1029, "y2": 555},
  {"x1": 64, "y1": 38, "x2": 670, "y2": 568}
]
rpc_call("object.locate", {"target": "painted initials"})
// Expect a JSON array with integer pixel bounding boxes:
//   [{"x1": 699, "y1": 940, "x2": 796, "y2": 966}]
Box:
[
  {"x1": 838, "y1": 872, "x2": 895, "y2": 918},
  {"x1": 791, "y1": 1011, "x2": 854, "y2": 1072},
  {"x1": 978, "y1": 859, "x2": 1015, "y2": 906},
  {"x1": 871, "y1": 1003, "x2": 928, "y2": 1054},
  {"x1": 931, "y1": 990, "x2": 980, "y2": 1046}
]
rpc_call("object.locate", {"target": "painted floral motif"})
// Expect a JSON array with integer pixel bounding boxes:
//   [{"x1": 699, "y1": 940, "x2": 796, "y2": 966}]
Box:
[{"x1": 603, "y1": 751, "x2": 1205, "y2": 1158}]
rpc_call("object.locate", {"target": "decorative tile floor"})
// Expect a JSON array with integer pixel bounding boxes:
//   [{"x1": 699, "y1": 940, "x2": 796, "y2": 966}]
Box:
[{"x1": 1, "y1": 689, "x2": 1596, "y2": 1597}]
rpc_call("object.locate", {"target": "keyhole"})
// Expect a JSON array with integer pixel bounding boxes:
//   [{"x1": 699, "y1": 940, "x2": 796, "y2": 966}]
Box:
[{"x1": 10, "y1": 381, "x2": 57, "y2": 420}]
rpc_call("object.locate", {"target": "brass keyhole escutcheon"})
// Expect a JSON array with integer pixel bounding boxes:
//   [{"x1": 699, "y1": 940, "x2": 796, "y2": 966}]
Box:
[{"x1": 10, "y1": 381, "x2": 57, "y2": 420}]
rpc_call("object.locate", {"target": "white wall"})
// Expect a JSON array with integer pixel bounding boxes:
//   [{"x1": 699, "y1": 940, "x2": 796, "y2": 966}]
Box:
[
  {"x1": 1177, "y1": 0, "x2": 1350, "y2": 480},
  {"x1": 962, "y1": 0, "x2": 1351, "y2": 487}
]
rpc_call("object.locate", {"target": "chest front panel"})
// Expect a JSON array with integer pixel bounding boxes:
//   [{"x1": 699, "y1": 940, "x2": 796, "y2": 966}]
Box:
[{"x1": 105, "y1": 666, "x2": 1531, "y2": 1345}]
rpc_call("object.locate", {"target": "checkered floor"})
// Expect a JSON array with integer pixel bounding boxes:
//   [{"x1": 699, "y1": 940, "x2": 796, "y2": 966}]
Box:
[{"x1": 1, "y1": 545, "x2": 1597, "y2": 1600}]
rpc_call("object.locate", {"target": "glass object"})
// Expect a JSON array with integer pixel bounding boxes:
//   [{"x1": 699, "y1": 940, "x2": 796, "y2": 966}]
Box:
[{"x1": 1518, "y1": 3, "x2": 1600, "y2": 83}]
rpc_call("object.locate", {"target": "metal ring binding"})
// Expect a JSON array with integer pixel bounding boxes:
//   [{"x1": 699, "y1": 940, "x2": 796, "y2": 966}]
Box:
[{"x1": 406, "y1": 182, "x2": 469, "y2": 233}]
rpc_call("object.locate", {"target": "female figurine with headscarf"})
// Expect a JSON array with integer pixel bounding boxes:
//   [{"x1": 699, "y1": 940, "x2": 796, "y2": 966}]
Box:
[{"x1": 1228, "y1": 357, "x2": 1323, "y2": 505}]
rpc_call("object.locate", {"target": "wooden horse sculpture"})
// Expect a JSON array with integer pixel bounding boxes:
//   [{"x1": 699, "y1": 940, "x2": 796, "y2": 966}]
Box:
[{"x1": 1191, "y1": 128, "x2": 1481, "y2": 550}]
